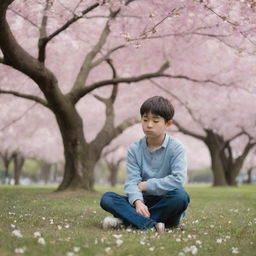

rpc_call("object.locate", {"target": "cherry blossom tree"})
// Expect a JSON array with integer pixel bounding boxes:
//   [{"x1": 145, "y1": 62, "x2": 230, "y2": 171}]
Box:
[
  {"x1": 0, "y1": 0, "x2": 170, "y2": 190},
  {"x1": 1, "y1": 0, "x2": 256, "y2": 190}
]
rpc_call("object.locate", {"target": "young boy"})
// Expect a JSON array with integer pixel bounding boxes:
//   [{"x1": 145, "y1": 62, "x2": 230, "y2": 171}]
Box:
[{"x1": 100, "y1": 96, "x2": 190, "y2": 233}]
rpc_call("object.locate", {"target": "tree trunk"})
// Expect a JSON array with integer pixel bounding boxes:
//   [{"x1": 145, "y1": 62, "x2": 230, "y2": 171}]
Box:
[
  {"x1": 40, "y1": 162, "x2": 52, "y2": 185},
  {"x1": 205, "y1": 131, "x2": 228, "y2": 186},
  {"x1": 2, "y1": 154, "x2": 12, "y2": 184},
  {"x1": 210, "y1": 148, "x2": 228, "y2": 186},
  {"x1": 54, "y1": 103, "x2": 100, "y2": 191},
  {"x1": 109, "y1": 167, "x2": 118, "y2": 187},
  {"x1": 225, "y1": 164, "x2": 240, "y2": 186},
  {"x1": 245, "y1": 168, "x2": 253, "y2": 184},
  {"x1": 13, "y1": 152, "x2": 25, "y2": 185}
]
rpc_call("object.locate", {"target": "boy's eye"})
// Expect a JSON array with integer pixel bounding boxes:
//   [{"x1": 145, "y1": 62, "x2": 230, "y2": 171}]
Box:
[
  {"x1": 153, "y1": 121, "x2": 159, "y2": 123},
  {"x1": 143, "y1": 119, "x2": 148, "y2": 122}
]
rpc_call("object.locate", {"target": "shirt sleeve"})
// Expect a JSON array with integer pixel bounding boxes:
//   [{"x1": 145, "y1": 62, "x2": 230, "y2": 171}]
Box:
[
  {"x1": 124, "y1": 146, "x2": 144, "y2": 205},
  {"x1": 146, "y1": 144, "x2": 187, "y2": 196}
]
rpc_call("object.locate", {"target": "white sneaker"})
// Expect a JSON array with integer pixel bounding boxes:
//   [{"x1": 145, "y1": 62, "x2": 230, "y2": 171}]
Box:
[
  {"x1": 155, "y1": 222, "x2": 165, "y2": 234},
  {"x1": 102, "y1": 216, "x2": 123, "y2": 230}
]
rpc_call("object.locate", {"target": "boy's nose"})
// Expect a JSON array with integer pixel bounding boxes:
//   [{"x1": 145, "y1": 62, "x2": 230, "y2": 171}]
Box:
[{"x1": 147, "y1": 121, "x2": 153, "y2": 127}]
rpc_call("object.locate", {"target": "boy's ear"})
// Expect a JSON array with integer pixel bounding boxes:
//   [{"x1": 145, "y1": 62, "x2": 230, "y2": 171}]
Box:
[{"x1": 166, "y1": 120, "x2": 173, "y2": 127}]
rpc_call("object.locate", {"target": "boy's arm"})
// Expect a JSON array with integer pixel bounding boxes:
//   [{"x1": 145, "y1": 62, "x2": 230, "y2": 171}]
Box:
[
  {"x1": 145, "y1": 144, "x2": 187, "y2": 196},
  {"x1": 124, "y1": 147, "x2": 144, "y2": 205}
]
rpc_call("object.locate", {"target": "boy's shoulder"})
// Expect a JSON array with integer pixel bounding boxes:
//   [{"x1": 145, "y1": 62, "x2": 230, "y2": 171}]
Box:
[
  {"x1": 128, "y1": 137, "x2": 146, "y2": 153},
  {"x1": 128, "y1": 134, "x2": 185, "y2": 153},
  {"x1": 167, "y1": 135, "x2": 185, "y2": 150}
]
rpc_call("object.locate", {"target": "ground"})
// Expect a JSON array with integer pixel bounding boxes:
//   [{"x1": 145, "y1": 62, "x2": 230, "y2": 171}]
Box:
[{"x1": 0, "y1": 185, "x2": 255, "y2": 256}]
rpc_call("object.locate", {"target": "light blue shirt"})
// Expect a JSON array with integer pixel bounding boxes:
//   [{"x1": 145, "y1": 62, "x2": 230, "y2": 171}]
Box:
[{"x1": 124, "y1": 134, "x2": 187, "y2": 205}]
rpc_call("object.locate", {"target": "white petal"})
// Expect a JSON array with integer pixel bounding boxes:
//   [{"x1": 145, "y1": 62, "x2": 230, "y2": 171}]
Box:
[
  {"x1": 116, "y1": 239, "x2": 123, "y2": 247},
  {"x1": 38, "y1": 237, "x2": 46, "y2": 245},
  {"x1": 33, "y1": 231, "x2": 41, "y2": 238},
  {"x1": 73, "y1": 247, "x2": 80, "y2": 252},
  {"x1": 12, "y1": 230, "x2": 23, "y2": 238}
]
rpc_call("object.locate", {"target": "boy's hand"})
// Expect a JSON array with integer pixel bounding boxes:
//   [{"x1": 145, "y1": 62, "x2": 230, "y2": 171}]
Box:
[
  {"x1": 138, "y1": 181, "x2": 147, "y2": 191},
  {"x1": 134, "y1": 200, "x2": 150, "y2": 218}
]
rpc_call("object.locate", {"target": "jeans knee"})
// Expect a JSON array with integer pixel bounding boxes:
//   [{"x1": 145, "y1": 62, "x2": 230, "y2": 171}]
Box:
[
  {"x1": 166, "y1": 189, "x2": 190, "y2": 210},
  {"x1": 176, "y1": 189, "x2": 190, "y2": 209},
  {"x1": 100, "y1": 192, "x2": 116, "y2": 209}
]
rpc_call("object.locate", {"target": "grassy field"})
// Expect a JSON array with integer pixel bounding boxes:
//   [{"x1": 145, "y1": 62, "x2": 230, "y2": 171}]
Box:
[{"x1": 0, "y1": 185, "x2": 255, "y2": 256}]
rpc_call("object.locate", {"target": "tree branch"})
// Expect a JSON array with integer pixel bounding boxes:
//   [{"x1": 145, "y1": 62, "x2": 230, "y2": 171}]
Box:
[
  {"x1": 173, "y1": 120, "x2": 206, "y2": 141},
  {"x1": 150, "y1": 79, "x2": 206, "y2": 129},
  {"x1": 102, "y1": 145, "x2": 121, "y2": 158},
  {"x1": 8, "y1": 7, "x2": 39, "y2": 28},
  {"x1": 70, "y1": 10, "x2": 120, "y2": 97},
  {"x1": 162, "y1": 74, "x2": 229, "y2": 87},
  {"x1": 0, "y1": 102, "x2": 37, "y2": 131},
  {"x1": 224, "y1": 131, "x2": 245, "y2": 147},
  {"x1": 36, "y1": 3, "x2": 100, "y2": 64},
  {"x1": 0, "y1": 89, "x2": 49, "y2": 107},
  {"x1": 90, "y1": 45, "x2": 125, "y2": 69},
  {"x1": 38, "y1": 0, "x2": 52, "y2": 63},
  {"x1": 106, "y1": 59, "x2": 118, "y2": 103},
  {"x1": 70, "y1": 61, "x2": 170, "y2": 104},
  {"x1": 45, "y1": 3, "x2": 100, "y2": 44},
  {"x1": 114, "y1": 116, "x2": 140, "y2": 136}
]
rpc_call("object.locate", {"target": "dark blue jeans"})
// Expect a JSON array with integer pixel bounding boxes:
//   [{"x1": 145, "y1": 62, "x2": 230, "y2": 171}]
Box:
[{"x1": 100, "y1": 188, "x2": 190, "y2": 230}]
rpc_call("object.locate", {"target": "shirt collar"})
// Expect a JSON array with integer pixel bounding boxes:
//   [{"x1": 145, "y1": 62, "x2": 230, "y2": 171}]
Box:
[{"x1": 142, "y1": 133, "x2": 169, "y2": 150}]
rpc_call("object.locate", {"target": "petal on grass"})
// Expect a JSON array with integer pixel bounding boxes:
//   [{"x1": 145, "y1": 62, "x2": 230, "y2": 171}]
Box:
[
  {"x1": 73, "y1": 247, "x2": 80, "y2": 252},
  {"x1": 33, "y1": 232, "x2": 41, "y2": 238},
  {"x1": 112, "y1": 234, "x2": 122, "y2": 239},
  {"x1": 105, "y1": 247, "x2": 111, "y2": 253},
  {"x1": 10, "y1": 224, "x2": 16, "y2": 229},
  {"x1": 38, "y1": 237, "x2": 46, "y2": 245},
  {"x1": 12, "y1": 230, "x2": 23, "y2": 238},
  {"x1": 232, "y1": 247, "x2": 239, "y2": 254},
  {"x1": 116, "y1": 239, "x2": 123, "y2": 247},
  {"x1": 14, "y1": 247, "x2": 26, "y2": 254}
]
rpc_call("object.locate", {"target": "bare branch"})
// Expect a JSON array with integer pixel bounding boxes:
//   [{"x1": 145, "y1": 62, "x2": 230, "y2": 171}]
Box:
[
  {"x1": 45, "y1": 3, "x2": 100, "y2": 43},
  {"x1": 8, "y1": 8, "x2": 39, "y2": 28},
  {"x1": 202, "y1": 4, "x2": 239, "y2": 27},
  {"x1": 90, "y1": 45, "x2": 125, "y2": 68},
  {"x1": 150, "y1": 79, "x2": 206, "y2": 129},
  {"x1": 38, "y1": 0, "x2": 52, "y2": 63},
  {"x1": 70, "y1": 61, "x2": 170, "y2": 104},
  {"x1": 106, "y1": 59, "x2": 118, "y2": 103},
  {"x1": 139, "y1": 7, "x2": 184, "y2": 38},
  {"x1": 0, "y1": 89, "x2": 49, "y2": 108},
  {"x1": 115, "y1": 116, "x2": 140, "y2": 136},
  {"x1": 102, "y1": 145, "x2": 121, "y2": 158},
  {"x1": 162, "y1": 74, "x2": 228, "y2": 87},
  {"x1": 93, "y1": 94, "x2": 108, "y2": 104},
  {"x1": 225, "y1": 131, "x2": 246, "y2": 146},
  {"x1": 72, "y1": 0, "x2": 83, "y2": 14},
  {"x1": 173, "y1": 120, "x2": 206, "y2": 141},
  {"x1": 70, "y1": 10, "x2": 120, "y2": 97},
  {"x1": 0, "y1": 102, "x2": 37, "y2": 131}
]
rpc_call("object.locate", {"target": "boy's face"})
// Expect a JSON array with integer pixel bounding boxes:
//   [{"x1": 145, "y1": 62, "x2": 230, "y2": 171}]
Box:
[{"x1": 141, "y1": 112, "x2": 172, "y2": 138}]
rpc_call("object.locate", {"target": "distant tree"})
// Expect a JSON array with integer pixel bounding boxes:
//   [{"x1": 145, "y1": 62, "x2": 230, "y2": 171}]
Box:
[
  {"x1": 0, "y1": 150, "x2": 13, "y2": 184},
  {"x1": 12, "y1": 151, "x2": 25, "y2": 185},
  {"x1": 102, "y1": 146, "x2": 125, "y2": 187},
  {"x1": 155, "y1": 82, "x2": 256, "y2": 186}
]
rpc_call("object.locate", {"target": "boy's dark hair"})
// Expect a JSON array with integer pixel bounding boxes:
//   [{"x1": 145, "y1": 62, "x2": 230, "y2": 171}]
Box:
[{"x1": 140, "y1": 96, "x2": 175, "y2": 122}]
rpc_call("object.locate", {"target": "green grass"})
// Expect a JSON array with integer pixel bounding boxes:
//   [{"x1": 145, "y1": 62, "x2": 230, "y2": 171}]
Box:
[{"x1": 0, "y1": 185, "x2": 255, "y2": 256}]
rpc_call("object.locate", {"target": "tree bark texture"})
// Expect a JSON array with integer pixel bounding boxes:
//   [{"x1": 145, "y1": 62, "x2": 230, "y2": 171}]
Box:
[{"x1": 13, "y1": 152, "x2": 25, "y2": 185}]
